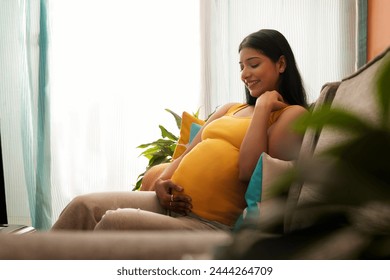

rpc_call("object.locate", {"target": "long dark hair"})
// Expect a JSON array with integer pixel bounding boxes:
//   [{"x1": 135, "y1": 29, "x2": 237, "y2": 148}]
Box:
[{"x1": 239, "y1": 29, "x2": 308, "y2": 108}]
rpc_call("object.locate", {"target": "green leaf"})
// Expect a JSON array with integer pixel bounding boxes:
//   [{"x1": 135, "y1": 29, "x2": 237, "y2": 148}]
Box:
[
  {"x1": 139, "y1": 146, "x2": 161, "y2": 157},
  {"x1": 133, "y1": 179, "x2": 142, "y2": 191},
  {"x1": 192, "y1": 108, "x2": 200, "y2": 118},
  {"x1": 161, "y1": 145, "x2": 175, "y2": 157},
  {"x1": 376, "y1": 57, "x2": 390, "y2": 128},
  {"x1": 149, "y1": 155, "x2": 170, "y2": 167},
  {"x1": 324, "y1": 130, "x2": 390, "y2": 185},
  {"x1": 294, "y1": 105, "x2": 373, "y2": 134},
  {"x1": 169, "y1": 144, "x2": 176, "y2": 154},
  {"x1": 137, "y1": 142, "x2": 155, "y2": 149},
  {"x1": 137, "y1": 139, "x2": 176, "y2": 149},
  {"x1": 154, "y1": 139, "x2": 176, "y2": 147},
  {"x1": 132, "y1": 171, "x2": 146, "y2": 191},
  {"x1": 205, "y1": 107, "x2": 218, "y2": 121},
  {"x1": 159, "y1": 125, "x2": 178, "y2": 141},
  {"x1": 165, "y1": 108, "x2": 182, "y2": 129}
]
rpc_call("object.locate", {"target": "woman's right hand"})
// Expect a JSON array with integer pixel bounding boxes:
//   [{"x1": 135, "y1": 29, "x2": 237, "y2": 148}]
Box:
[
  {"x1": 255, "y1": 90, "x2": 287, "y2": 112},
  {"x1": 154, "y1": 178, "x2": 192, "y2": 215}
]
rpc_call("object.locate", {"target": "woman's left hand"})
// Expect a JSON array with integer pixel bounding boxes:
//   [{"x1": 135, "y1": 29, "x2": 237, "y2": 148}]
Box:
[{"x1": 154, "y1": 178, "x2": 192, "y2": 215}]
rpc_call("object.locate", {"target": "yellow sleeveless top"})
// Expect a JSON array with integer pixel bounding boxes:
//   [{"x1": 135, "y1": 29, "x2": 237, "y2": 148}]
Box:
[{"x1": 171, "y1": 103, "x2": 291, "y2": 226}]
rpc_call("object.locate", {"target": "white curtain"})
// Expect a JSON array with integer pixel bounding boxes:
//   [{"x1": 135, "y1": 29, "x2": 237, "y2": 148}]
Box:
[
  {"x1": 200, "y1": 0, "x2": 358, "y2": 116},
  {"x1": 48, "y1": 0, "x2": 201, "y2": 223}
]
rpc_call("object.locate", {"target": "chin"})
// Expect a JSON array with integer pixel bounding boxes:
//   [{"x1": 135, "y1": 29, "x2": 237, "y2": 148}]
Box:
[{"x1": 249, "y1": 90, "x2": 262, "y2": 98}]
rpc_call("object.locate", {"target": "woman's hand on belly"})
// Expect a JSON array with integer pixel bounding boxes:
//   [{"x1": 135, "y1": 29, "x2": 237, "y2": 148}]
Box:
[{"x1": 155, "y1": 178, "x2": 193, "y2": 215}]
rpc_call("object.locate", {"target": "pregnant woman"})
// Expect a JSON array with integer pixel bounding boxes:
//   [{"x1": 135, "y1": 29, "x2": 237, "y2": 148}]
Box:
[{"x1": 52, "y1": 29, "x2": 308, "y2": 232}]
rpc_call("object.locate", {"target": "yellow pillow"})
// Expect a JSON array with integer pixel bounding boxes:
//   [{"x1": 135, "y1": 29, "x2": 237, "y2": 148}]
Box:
[{"x1": 172, "y1": 111, "x2": 205, "y2": 159}]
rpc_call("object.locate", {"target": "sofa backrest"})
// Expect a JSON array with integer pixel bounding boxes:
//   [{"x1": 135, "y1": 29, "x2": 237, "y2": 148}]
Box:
[
  {"x1": 285, "y1": 47, "x2": 390, "y2": 232},
  {"x1": 299, "y1": 82, "x2": 340, "y2": 158}
]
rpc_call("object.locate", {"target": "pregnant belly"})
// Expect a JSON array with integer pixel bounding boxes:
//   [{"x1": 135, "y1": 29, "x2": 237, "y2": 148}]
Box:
[{"x1": 171, "y1": 139, "x2": 247, "y2": 226}]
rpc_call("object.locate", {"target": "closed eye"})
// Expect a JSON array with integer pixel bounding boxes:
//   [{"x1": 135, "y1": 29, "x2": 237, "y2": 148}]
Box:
[{"x1": 239, "y1": 62, "x2": 260, "y2": 71}]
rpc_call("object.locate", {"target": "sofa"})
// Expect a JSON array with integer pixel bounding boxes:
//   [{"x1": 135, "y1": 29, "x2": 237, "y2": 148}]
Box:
[{"x1": 0, "y1": 47, "x2": 389, "y2": 260}]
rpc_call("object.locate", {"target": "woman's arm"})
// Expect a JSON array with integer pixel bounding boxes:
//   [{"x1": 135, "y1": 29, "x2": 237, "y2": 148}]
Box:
[
  {"x1": 238, "y1": 91, "x2": 306, "y2": 182},
  {"x1": 267, "y1": 105, "x2": 307, "y2": 160}
]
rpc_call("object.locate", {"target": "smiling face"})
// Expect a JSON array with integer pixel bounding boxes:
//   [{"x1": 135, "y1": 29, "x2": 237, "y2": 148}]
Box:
[{"x1": 239, "y1": 47, "x2": 286, "y2": 99}]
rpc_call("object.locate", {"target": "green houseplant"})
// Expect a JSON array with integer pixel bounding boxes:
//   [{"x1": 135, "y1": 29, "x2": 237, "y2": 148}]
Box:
[{"x1": 134, "y1": 109, "x2": 202, "y2": 190}]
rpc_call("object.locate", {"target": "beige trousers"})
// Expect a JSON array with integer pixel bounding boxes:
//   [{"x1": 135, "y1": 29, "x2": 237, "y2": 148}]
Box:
[{"x1": 51, "y1": 191, "x2": 222, "y2": 231}]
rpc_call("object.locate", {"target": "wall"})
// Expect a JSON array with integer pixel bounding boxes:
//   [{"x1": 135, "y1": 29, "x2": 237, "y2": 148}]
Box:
[{"x1": 367, "y1": 0, "x2": 390, "y2": 61}]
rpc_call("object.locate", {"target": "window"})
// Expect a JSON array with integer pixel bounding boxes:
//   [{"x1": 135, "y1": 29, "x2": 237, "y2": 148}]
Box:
[{"x1": 49, "y1": 0, "x2": 201, "y2": 220}]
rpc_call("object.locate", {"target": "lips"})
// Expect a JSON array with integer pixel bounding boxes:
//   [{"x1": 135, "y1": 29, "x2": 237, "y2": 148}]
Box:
[{"x1": 246, "y1": 80, "x2": 260, "y2": 89}]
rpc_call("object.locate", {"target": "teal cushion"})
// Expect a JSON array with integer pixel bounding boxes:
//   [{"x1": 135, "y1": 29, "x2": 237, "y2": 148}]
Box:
[
  {"x1": 189, "y1": 123, "x2": 202, "y2": 143},
  {"x1": 234, "y1": 153, "x2": 264, "y2": 230},
  {"x1": 234, "y1": 153, "x2": 294, "y2": 231}
]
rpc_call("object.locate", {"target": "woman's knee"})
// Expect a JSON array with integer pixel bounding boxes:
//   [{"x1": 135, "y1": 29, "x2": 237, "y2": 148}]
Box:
[
  {"x1": 67, "y1": 194, "x2": 96, "y2": 212},
  {"x1": 63, "y1": 193, "x2": 106, "y2": 223},
  {"x1": 95, "y1": 208, "x2": 177, "y2": 231},
  {"x1": 95, "y1": 208, "x2": 141, "y2": 231},
  {"x1": 52, "y1": 194, "x2": 102, "y2": 230}
]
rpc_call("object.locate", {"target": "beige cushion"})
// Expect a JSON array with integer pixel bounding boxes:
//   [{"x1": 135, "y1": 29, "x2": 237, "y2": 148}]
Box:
[
  {"x1": 261, "y1": 153, "x2": 294, "y2": 201},
  {"x1": 258, "y1": 154, "x2": 294, "y2": 229},
  {"x1": 240, "y1": 153, "x2": 294, "y2": 230}
]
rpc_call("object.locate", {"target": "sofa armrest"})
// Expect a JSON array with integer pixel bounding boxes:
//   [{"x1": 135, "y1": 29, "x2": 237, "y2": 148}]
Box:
[{"x1": 0, "y1": 230, "x2": 231, "y2": 260}]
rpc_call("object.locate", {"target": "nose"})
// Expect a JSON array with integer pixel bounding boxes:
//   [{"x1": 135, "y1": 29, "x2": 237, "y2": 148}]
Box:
[{"x1": 241, "y1": 66, "x2": 250, "y2": 82}]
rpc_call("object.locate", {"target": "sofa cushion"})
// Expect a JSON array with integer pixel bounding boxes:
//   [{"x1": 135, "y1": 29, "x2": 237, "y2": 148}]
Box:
[
  {"x1": 285, "y1": 48, "x2": 390, "y2": 232},
  {"x1": 235, "y1": 152, "x2": 294, "y2": 230},
  {"x1": 172, "y1": 111, "x2": 205, "y2": 159}
]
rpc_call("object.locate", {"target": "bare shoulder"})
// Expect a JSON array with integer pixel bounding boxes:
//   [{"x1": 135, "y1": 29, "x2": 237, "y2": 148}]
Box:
[
  {"x1": 270, "y1": 105, "x2": 308, "y2": 131},
  {"x1": 268, "y1": 105, "x2": 308, "y2": 160},
  {"x1": 279, "y1": 105, "x2": 308, "y2": 121},
  {"x1": 285, "y1": 105, "x2": 308, "y2": 114},
  {"x1": 206, "y1": 102, "x2": 241, "y2": 122},
  {"x1": 217, "y1": 102, "x2": 242, "y2": 114}
]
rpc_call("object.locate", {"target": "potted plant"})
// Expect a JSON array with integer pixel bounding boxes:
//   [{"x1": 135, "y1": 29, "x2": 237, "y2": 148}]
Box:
[{"x1": 134, "y1": 109, "x2": 202, "y2": 190}]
